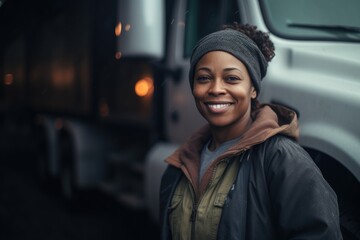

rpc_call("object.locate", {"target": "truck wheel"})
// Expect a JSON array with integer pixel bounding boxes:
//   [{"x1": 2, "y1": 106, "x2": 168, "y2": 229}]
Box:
[
  {"x1": 340, "y1": 199, "x2": 360, "y2": 240},
  {"x1": 60, "y1": 162, "x2": 76, "y2": 201},
  {"x1": 37, "y1": 148, "x2": 50, "y2": 188},
  {"x1": 310, "y1": 151, "x2": 360, "y2": 240},
  {"x1": 59, "y1": 134, "x2": 79, "y2": 206},
  {"x1": 35, "y1": 127, "x2": 52, "y2": 190}
]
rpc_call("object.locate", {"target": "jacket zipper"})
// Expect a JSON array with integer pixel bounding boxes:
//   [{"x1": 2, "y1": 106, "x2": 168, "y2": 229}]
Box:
[
  {"x1": 190, "y1": 161, "x2": 222, "y2": 223},
  {"x1": 189, "y1": 184, "x2": 197, "y2": 240},
  {"x1": 189, "y1": 158, "x2": 229, "y2": 239},
  {"x1": 190, "y1": 202, "x2": 197, "y2": 222}
]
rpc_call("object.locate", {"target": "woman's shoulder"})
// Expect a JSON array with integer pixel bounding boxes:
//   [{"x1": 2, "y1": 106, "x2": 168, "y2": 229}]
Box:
[
  {"x1": 254, "y1": 134, "x2": 318, "y2": 173},
  {"x1": 260, "y1": 134, "x2": 308, "y2": 157}
]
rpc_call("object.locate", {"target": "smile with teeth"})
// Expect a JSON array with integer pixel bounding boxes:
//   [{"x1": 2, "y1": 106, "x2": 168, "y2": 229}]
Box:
[
  {"x1": 206, "y1": 103, "x2": 232, "y2": 112},
  {"x1": 208, "y1": 103, "x2": 230, "y2": 109}
]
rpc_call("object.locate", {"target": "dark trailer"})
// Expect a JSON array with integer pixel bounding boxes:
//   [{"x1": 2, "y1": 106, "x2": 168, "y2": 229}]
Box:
[{"x1": 0, "y1": 0, "x2": 165, "y2": 207}]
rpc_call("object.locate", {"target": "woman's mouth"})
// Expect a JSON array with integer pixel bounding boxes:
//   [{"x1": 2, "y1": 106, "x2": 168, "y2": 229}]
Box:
[{"x1": 206, "y1": 103, "x2": 232, "y2": 113}]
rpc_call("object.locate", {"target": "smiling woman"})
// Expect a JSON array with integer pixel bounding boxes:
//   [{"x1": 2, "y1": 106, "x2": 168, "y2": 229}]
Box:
[
  {"x1": 159, "y1": 23, "x2": 343, "y2": 240},
  {"x1": 192, "y1": 51, "x2": 256, "y2": 139}
]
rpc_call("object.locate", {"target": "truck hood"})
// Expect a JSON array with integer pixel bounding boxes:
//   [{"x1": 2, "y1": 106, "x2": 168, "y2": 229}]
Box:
[{"x1": 274, "y1": 42, "x2": 360, "y2": 85}]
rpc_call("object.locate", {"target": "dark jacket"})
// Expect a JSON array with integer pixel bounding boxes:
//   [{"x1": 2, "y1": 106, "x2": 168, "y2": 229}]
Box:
[{"x1": 160, "y1": 105, "x2": 343, "y2": 239}]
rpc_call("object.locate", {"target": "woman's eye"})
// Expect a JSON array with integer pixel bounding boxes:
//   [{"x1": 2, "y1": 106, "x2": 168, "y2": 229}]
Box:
[
  {"x1": 226, "y1": 76, "x2": 240, "y2": 82},
  {"x1": 195, "y1": 76, "x2": 210, "y2": 82}
]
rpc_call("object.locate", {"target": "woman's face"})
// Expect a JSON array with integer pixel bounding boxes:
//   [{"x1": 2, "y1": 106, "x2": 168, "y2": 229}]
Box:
[{"x1": 192, "y1": 51, "x2": 257, "y2": 129}]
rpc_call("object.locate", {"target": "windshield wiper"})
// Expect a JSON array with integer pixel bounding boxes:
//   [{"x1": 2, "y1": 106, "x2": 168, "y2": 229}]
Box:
[{"x1": 287, "y1": 22, "x2": 360, "y2": 34}]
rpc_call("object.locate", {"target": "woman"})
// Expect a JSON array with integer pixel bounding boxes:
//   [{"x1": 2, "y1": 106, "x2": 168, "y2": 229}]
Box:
[{"x1": 160, "y1": 23, "x2": 342, "y2": 240}]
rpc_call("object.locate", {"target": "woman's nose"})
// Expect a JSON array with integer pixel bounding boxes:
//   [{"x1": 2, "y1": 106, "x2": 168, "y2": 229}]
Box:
[{"x1": 208, "y1": 79, "x2": 226, "y2": 95}]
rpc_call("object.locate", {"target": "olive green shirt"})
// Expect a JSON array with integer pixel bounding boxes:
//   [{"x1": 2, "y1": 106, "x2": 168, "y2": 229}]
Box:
[{"x1": 169, "y1": 157, "x2": 241, "y2": 240}]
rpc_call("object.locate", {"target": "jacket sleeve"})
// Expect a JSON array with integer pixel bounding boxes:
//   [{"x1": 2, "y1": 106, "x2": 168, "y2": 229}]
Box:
[{"x1": 264, "y1": 136, "x2": 343, "y2": 240}]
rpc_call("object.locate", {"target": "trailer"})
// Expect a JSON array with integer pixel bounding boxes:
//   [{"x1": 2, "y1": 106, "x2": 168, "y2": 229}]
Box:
[{"x1": 0, "y1": 0, "x2": 164, "y2": 206}]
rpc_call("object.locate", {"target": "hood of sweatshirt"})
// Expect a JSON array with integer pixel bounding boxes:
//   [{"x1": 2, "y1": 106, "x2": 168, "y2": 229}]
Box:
[{"x1": 165, "y1": 104, "x2": 299, "y2": 196}]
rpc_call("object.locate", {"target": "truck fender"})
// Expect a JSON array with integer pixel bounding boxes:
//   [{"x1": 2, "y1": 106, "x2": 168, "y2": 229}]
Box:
[
  {"x1": 145, "y1": 142, "x2": 179, "y2": 222},
  {"x1": 61, "y1": 120, "x2": 110, "y2": 188},
  {"x1": 35, "y1": 116, "x2": 61, "y2": 178},
  {"x1": 300, "y1": 122, "x2": 360, "y2": 182}
]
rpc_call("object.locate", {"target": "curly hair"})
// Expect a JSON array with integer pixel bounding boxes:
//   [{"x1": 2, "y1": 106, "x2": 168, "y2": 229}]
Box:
[{"x1": 223, "y1": 22, "x2": 275, "y2": 62}]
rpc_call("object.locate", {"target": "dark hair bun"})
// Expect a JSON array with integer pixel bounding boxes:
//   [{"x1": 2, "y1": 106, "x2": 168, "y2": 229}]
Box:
[{"x1": 223, "y1": 22, "x2": 275, "y2": 62}]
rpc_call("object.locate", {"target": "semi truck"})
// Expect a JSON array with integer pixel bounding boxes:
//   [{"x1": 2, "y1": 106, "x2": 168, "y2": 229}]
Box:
[{"x1": 0, "y1": 0, "x2": 359, "y2": 238}]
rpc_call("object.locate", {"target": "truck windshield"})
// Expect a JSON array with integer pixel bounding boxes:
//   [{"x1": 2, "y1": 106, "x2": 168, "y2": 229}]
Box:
[{"x1": 260, "y1": 0, "x2": 360, "y2": 42}]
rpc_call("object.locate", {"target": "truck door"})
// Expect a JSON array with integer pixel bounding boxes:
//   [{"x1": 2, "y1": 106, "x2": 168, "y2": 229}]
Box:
[{"x1": 164, "y1": 0, "x2": 242, "y2": 144}]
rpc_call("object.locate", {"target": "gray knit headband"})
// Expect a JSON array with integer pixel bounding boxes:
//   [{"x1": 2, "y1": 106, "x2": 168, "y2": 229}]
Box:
[{"x1": 189, "y1": 29, "x2": 268, "y2": 94}]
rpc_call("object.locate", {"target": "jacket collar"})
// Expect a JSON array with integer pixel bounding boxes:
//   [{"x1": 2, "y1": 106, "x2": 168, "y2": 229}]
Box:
[{"x1": 165, "y1": 104, "x2": 299, "y2": 192}]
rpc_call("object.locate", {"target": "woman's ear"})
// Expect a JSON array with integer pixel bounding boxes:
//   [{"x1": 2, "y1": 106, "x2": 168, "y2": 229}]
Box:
[{"x1": 251, "y1": 87, "x2": 257, "y2": 99}]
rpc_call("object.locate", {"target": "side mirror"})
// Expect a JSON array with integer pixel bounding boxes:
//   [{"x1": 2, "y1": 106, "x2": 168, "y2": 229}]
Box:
[{"x1": 116, "y1": 0, "x2": 165, "y2": 59}]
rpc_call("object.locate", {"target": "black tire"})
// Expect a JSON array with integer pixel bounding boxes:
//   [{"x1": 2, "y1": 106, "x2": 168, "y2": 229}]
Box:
[
  {"x1": 34, "y1": 127, "x2": 53, "y2": 191},
  {"x1": 310, "y1": 151, "x2": 360, "y2": 240},
  {"x1": 60, "y1": 161, "x2": 76, "y2": 201},
  {"x1": 59, "y1": 133, "x2": 80, "y2": 207},
  {"x1": 340, "y1": 198, "x2": 360, "y2": 240},
  {"x1": 36, "y1": 149, "x2": 51, "y2": 188}
]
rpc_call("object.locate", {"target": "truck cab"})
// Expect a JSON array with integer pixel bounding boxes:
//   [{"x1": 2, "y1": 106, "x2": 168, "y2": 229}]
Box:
[{"x1": 146, "y1": 0, "x2": 360, "y2": 238}]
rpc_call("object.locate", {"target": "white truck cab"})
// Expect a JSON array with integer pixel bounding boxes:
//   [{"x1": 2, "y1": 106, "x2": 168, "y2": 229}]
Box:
[{"x1": 145, "y1": 0, "x2": 360, "y2": 238}]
